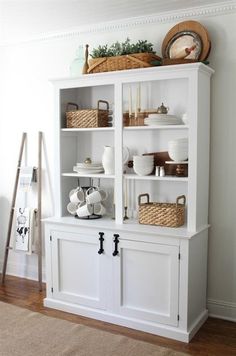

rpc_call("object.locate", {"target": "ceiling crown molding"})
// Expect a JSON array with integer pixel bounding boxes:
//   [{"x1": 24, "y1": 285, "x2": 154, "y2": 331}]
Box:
[{"x1": 1, "y1": 1, "x2": 236, "y2": 46}]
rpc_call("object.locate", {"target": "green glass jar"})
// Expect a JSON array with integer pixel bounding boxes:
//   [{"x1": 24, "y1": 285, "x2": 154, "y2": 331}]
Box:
[{"x1": 70, "y1": 45, "x2": 84, "y2": 76}]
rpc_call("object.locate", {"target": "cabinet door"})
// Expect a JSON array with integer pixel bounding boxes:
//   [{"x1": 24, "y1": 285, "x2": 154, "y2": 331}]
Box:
[
  {"x1": 51, "y1": 230, "x2": 109, "y2": 310},
  {"x1": 113, "y1": 238, "x2": 179, "y2": 326}
]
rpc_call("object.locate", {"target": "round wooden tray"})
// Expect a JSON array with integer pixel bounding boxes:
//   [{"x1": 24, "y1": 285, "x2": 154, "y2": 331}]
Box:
[{"x1": 162, "y1": 20, "x2": 211, "y2": 61}]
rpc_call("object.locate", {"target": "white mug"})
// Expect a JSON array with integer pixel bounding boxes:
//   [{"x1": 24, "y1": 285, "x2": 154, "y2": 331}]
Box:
[
  {"x1": 182, "y1": 113, "x2": 188, "y2": 125},
  {"x1": 76, "y1": 202, "x2": 93, "y2": 217},
  {"x1": 69, "y1": 187, "x2": 85, "y2": 204},
  {"x1": 86, "y1": 188, "x2": 107, "y2": 205},
  {"x1": 67, "y1": 202, "x2": 78, "y2": 215},
  {"x1": 94, "y1": 203, "x2": 106, "y2": 216}
]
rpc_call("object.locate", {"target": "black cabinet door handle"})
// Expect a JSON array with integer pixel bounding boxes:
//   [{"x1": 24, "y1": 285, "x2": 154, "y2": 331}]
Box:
[
  {"x1": 98, "y1": 232, "x2": 104, "y2": 254},
  {"x1": 112, "y1": 234, "x2": 119, "y2": 256}
]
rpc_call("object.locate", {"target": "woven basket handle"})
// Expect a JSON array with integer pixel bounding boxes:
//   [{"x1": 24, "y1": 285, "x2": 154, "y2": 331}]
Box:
[
  {"x1": 97, "y1": 100, "x2": 109, "y2": 111},
  {"x1": 176, "y1": 195, "x2": 186, "y2": 207},
  {"x1": 66, "y1": 102, "x2": 79, "y2": 111},
  {"x1": 138, "y1": 193, "x2": 150, "y2": 205}
]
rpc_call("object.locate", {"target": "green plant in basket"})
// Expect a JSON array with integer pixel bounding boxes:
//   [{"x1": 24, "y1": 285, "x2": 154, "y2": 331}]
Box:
[{"x1": 90, "y1": 38, "x2": 155, "y2": 58}]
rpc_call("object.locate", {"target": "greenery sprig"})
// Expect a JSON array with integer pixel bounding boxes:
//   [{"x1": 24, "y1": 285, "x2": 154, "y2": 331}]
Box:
[{"x1": 90, "y1": 38, "x2": 155, "y2": 58}]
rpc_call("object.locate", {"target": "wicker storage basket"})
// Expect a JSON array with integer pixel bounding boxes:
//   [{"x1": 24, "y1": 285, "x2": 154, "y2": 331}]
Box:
[
  {"x1": 66, "y1": 100, "x2": 109, "y2": 128},
  {"x1": 138, "y1": 194, "x2": 186, "y2": 228},
  {"x1": 88, "y1": 53, "x2": 161, "y2": 74}
]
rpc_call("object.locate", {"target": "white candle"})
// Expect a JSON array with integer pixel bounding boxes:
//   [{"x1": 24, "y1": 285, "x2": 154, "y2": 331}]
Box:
[
  {"x1": 125, "y1": 180, "x2": 128, "y2": 206},
  {"x1": 138, "y1": 83, "x2": 141, "y2": 110},
  {"x1": 135, "y1": 87, "x2": 138, "y2": 119},
  {"x1": 129, "y1": 87, "x2": 132, "y2": 117}
]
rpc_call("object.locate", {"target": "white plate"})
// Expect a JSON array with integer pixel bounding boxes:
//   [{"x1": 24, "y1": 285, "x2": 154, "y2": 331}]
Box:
[
  {"x1": 73, "y1": 169, "x2": 104, "y2": 174},
  {"x1": 148, "y1": 114, "x2": 178, "y2": 119},
  {"x1": 74, "y1": 165, "x2": 103, "y2": 170},
  {"x1": 76, "y1": 162, "x2": 103, "y2": 168},
  {"x1": 144, "y1": 122, "x2": 182, "y2": 126},
  {"x1": 144, "y1": 119, "x2": 183, "y2": 125},
  {"x1": 165, "y1": 160, "x2": 188, "y2": 164}
]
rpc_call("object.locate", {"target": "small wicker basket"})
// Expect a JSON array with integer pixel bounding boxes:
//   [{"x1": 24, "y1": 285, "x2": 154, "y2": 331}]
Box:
[
  {"x1": 88, "y1": 53, "x2": 161, "y2": 74},
  {"x1": 138, "y1": 194, "x2": 186, "y2": 228},
  {"x1": 66, "y1": 100, "x2": 109, "y2": 128}
]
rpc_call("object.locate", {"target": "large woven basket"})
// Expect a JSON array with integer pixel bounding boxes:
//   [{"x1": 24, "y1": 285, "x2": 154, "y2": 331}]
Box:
[
  {"x1": 66, "y1": 100, "x2": 109, "y2": 128},
  {"x1": 138, "y1": 194, "x2": 186, "y2": 228},
  {"x1": 88, "y1": 53, "x2": 161, "y2": 74}
]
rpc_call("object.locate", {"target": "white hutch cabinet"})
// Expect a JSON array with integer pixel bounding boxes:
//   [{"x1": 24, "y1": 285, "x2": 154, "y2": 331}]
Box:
[{"x1": 44, "y1": 63, "x2": 214, "y2": 342}]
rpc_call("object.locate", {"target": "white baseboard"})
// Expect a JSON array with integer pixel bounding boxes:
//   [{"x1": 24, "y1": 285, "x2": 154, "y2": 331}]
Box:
[
  {"x1": 208, "y1": 299, "x2": 236, "y2": 322},
  {"x1": 0, "y1": 260, "x2": 46, "y2": 283}
]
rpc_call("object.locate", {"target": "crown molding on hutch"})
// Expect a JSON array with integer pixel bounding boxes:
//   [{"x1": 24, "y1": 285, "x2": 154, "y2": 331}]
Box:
[{"x1": 1, "y1": 1, "x2": 236, "y2": 46}]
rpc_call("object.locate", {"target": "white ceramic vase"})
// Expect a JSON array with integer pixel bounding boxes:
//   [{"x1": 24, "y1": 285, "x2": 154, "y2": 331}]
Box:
[{"x1": 102, "y1": 146, "x2": 114, "y2": 175}]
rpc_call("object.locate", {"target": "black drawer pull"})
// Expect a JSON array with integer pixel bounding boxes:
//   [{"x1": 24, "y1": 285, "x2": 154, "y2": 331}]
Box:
[
  {"x1": 112, "y1": 234, "x2": 119, "y2": 256},
  {"x1": 98, "y1": 232, "x2": 104, "y2": 254}
]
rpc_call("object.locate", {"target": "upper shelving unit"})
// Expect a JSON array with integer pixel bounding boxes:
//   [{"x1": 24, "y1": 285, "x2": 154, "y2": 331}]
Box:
[{"x1": 53, "y1": 63, "x2": 214, "y2": 232}]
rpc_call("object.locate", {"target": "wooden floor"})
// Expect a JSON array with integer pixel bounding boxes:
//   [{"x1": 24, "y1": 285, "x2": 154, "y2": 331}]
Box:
[{"x1": 0, "y1": 275, "x2": 235, "y2": 355}]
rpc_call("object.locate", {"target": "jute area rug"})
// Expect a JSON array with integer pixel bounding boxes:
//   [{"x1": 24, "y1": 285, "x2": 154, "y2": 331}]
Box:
[{"x1": 0, "y1": 301, "x2": 188, "y2": 356}]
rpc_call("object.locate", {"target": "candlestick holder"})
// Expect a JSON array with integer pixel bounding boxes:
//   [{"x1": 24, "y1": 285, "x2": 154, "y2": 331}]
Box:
[
  {"x1": 123, "y1": 110, "x2": 157, "y2": 127},
  {"x1": 123, "y1": 206, "x2": 129, "y2": 220},
  {"x1": 112, "y1": 204, "x2": 116, "y2": 220}
]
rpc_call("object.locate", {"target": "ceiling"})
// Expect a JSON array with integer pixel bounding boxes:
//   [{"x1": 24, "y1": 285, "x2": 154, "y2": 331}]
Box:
[{"x1": 0, "y1": 0, "x2": 233, "y2": 41}]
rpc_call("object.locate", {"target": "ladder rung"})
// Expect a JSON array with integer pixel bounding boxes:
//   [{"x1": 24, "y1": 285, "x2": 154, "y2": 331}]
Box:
[{"x1": 7, "y1": 246, "x2": 37, "y2": 254}]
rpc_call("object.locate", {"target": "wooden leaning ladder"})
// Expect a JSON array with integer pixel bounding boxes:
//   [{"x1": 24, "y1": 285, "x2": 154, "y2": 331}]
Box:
[{"x1": 1, "y1": 132, "x2": 43, "y2": 291}]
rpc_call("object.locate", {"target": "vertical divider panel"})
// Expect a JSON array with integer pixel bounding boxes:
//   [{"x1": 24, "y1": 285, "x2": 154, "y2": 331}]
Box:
[
  {"x1": 114, "y1": 82, "x2": 123, "y2": 224},
  {"x1": 55, "y1": 86, "x2": 62, "y2": 217},
  {"x1": 187, "y1": 72, "x2": 198, "y2": 232}
]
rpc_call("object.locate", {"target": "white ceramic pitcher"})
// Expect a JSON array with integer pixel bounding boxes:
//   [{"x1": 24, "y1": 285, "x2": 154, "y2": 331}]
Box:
[{"x1": 102, "y1": 146, "x2": 114, "y2": 175}]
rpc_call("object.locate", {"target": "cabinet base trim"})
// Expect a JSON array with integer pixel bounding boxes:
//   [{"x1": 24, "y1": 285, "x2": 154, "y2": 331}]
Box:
[{"x1": 44, "y1": 298, "x2": 207, "y2": 342}]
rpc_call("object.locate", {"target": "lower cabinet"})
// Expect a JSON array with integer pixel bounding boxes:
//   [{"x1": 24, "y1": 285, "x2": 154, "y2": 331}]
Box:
[
  {"x1": 113, "y1": 238, "x2": 179, "y2": 326},
  {"x1": 48, "y1": 227, "x2": 179, "y2": 326},
  {"x1": 50, "y1": 230, "x2": 109, "y2": 310},
  {"x1": 44, "y1": 222, "x2": 208, "y2": 342}
]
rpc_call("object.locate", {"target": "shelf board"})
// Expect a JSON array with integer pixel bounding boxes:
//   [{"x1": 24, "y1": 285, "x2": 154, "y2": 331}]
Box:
[
  {"x1": 43, "y1": 216, "x2": 209, "y2": 239},
  {"x1": 123, "y1": 125, "x2": 189, "y2": 130},
  {"x1": 61, "y1": 126, "x2": 188, "y2": 132},
  {"x1": 124, "y1": 174, "x2": 188, "y2": 182},
  {"x1": 123, "y1": 219, "x2": 190, "y2": 237},
  {"x1": 62, "y1": 173, "x2": 115, "y2": 179},
  {"x1": 61, "y1": 127, "x2": 114, "y2": 132}
]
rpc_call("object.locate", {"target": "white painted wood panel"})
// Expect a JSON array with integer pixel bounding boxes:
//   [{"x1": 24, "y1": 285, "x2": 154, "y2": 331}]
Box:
[
  {"x1": 113, "y1": 238, "x2": 179, "y2": 326},
  {"x1": 51, "y1": 230, "x2": 109, "y2": 310}
]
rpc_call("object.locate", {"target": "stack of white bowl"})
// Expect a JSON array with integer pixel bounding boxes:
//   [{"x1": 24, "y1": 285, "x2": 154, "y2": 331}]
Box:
[
  {"x1": 133, "y1": 155, "x2": 154, "y2": 176},
  {"x1": 168, "y1": 138, "x2": 188, "y2": 162}
]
